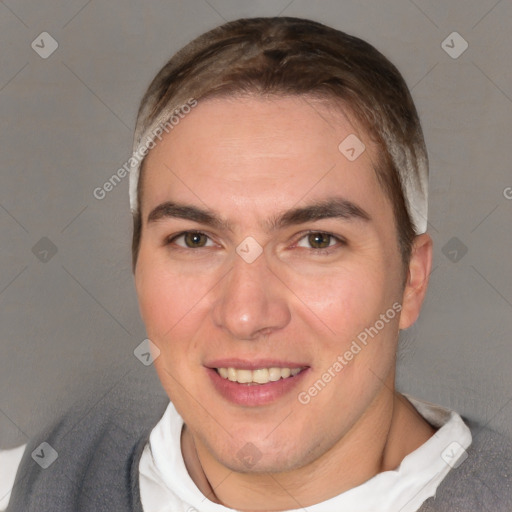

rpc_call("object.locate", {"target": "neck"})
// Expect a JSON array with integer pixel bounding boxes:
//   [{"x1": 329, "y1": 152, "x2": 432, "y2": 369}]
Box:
[{"x1": 181, "y1": 385, "x2": 435, "y2": 511}]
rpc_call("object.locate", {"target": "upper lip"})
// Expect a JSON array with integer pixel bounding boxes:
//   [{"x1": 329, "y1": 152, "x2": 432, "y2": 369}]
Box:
[{"x1": 205, "y1": 358, "x2": 309, "y2": 370}]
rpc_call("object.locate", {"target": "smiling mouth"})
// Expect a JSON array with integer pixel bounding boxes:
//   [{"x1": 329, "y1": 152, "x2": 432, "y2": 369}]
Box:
[{"x1": 215, "y1": 367, "x2": 305, "y2": 385}]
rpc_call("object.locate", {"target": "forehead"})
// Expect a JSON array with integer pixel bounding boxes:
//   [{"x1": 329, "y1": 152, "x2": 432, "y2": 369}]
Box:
[{"x1": 140, "y1": 95, "x2": 389, "y2": 224}]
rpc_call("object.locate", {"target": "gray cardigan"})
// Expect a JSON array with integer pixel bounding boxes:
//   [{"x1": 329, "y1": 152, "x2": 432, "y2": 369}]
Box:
[{"x1": 7, "y1": 389, "x2": 512, "y2": 511}]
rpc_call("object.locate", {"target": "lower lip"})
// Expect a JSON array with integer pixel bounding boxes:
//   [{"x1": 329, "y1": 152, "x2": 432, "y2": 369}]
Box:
[{"x1": 207, "y1": 367, "x2": 310, "y2": 406}]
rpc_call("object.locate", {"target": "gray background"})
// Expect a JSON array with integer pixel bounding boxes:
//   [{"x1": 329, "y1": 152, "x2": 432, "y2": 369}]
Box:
[{"x1": 1, "y1": 0, "x2": 511, "y2": 451}]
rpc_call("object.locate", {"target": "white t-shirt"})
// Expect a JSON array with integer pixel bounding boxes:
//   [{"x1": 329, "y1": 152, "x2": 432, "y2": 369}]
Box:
[
  {"x1": 0, "y1": 394, "x2": 472, "y2": 512},
  {"x1": 0, "y1": 444, "x2": 25, "y2": 510},
  {"x1": 139, "y1": 394, "x2": 472, "y2": 512}
]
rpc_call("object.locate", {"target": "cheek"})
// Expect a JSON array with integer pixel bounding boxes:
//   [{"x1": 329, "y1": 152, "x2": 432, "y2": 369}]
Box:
[
  {"x1": 279, "y1": 259, "x2": 390, "y2": 339},
  {"x1": 135, "y1": 247, "x2": 223, "y2": 352},
  {"x1": 135, "y1": 250, "x2": 194, "y2": 340},
  {"x1": 136, "y1": 257, "x2": 169, "y2": 336}
]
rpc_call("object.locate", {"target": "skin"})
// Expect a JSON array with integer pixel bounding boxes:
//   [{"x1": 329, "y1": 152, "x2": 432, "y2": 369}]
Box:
[{"x1": 134, "y1": 95, "x2": 435, "y2": 511}]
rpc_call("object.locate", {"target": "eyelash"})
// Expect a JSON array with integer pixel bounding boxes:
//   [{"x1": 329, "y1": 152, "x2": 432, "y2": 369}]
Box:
[
  {"x1": 165, "y1": 230, "x2": 346, "y2": 254},
  {"x1": 165, "y1": 230, "x2": 216, "y2": 249},
  {"x1": 293, "y1": 230, "x2": 346, "y2": 254}
]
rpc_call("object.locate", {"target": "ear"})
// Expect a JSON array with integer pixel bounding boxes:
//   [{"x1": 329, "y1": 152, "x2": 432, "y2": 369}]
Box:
[{"x1": 399, "y1": 233, "x2": 433, "y2": 329}]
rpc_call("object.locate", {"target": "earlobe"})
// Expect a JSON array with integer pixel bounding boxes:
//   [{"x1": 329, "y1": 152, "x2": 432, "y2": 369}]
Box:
[{"x1": 399, "y1": 233, "x2": 433, "y2": 330}]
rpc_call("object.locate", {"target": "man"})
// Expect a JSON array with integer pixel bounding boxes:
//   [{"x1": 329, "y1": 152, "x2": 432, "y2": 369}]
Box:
[{"x1": 6, "y1": 16, "x2": 512, "y2": 512}]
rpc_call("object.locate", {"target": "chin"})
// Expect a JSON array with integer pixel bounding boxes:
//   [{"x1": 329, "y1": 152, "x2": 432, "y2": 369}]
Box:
[
  {"x1": 222, "y1": 451, "x2": 303, "y2": 475},
  {"x1": 205, "y1": 433, "x2": 321, "y2": 475}
]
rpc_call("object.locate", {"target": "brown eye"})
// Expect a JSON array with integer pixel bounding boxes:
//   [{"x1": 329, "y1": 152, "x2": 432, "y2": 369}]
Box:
[
  {"x1": 307, "y1": 232, "x2": 332, "y2": 249},
  {"x1": 170, "y1": 231, "x2": 213, "y2": 248},
  {"x1": 183, "y1": 232, "x2": 208, "y2": 248},
  {"x1": 295, "y1": 232, "x2": 344, "y2": 252}
]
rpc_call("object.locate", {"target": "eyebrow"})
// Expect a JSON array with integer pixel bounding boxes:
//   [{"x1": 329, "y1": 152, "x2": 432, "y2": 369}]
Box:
[
  {"x1": 147, "y1": 202, "x2": 229, "y2": 229},
  {"x1": 146, "y1": 197, "x2": 371, "y2": 230},
  {"x1": 270, "y1": 197, "x2": 371, "y2": 229}
]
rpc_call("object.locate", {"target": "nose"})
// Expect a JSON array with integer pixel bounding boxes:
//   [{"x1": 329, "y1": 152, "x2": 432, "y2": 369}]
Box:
[{"x1": 211, "y1": 251, "x2": 291, "y2": 340}]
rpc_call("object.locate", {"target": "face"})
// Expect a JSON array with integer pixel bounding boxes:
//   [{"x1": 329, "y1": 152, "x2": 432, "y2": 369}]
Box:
[{"x1": 135, "y1": 95, "x2": 418, "y2": 474}]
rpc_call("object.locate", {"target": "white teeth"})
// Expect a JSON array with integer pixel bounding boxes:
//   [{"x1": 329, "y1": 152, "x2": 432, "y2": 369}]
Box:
[
  {"x1": 236, "y1": 369, "x2": 253, "y2": 384},
  {"x1": 281, "y1": 368, "x2": 291, "y2": 378},
  {"x1": 216, "y1": 367, "x2": 303, "y2": 384},
  {"x1": 268, "y1": 367, "x2": 282, "y2": 381},
  {"x1": 252, "y1": 368, "x2": 269, "y2": 384}
]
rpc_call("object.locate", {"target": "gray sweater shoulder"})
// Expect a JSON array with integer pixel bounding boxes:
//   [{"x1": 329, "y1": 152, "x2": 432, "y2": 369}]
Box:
[
  {"x1": 419, "y1": 418, "x2": 512, "y2": 511},
  {"x1": 7, "y1": 383, "x2": 169, "y2": 512}
]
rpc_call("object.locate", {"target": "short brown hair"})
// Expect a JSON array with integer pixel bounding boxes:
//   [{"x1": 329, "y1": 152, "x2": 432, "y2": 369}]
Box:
[{"x1": 131, "y1": 17, "x2": 427, "y2": 272}]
